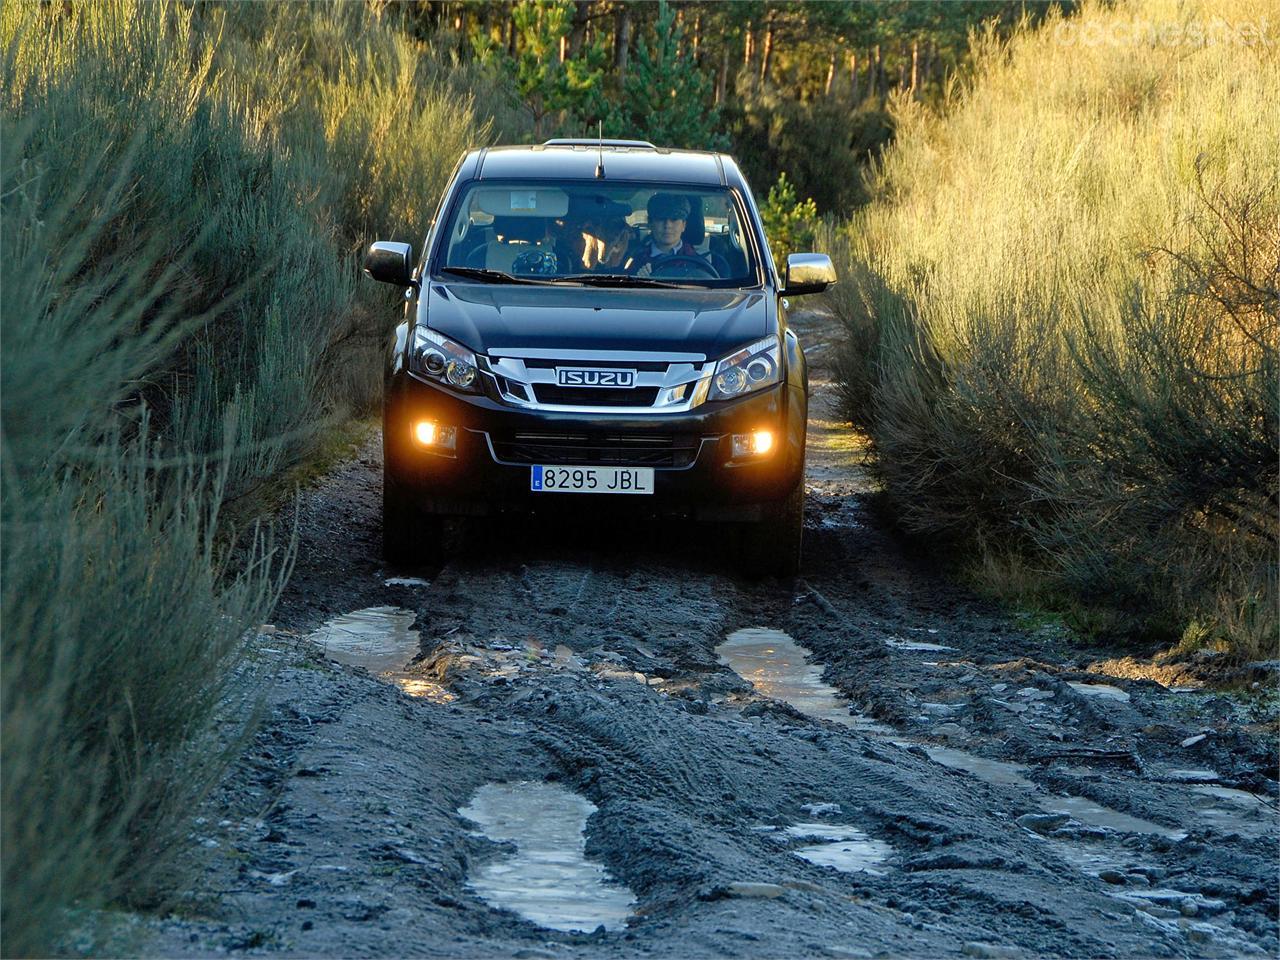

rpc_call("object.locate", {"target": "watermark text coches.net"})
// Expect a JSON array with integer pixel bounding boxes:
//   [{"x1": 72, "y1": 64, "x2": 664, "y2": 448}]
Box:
[{"x1": 1053, "y1": 17, "x2": 1273, "y2": 48}]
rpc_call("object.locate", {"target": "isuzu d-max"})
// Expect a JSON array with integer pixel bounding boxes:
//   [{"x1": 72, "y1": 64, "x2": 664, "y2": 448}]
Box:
[{"x1": 364, "y1": 139, "x2": 835, "y2": 575}]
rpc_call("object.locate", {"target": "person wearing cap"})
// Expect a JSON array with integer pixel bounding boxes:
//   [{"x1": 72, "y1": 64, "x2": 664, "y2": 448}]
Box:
[{"x1": 625, "y1": 193, "x2": 702, "y2": 276}]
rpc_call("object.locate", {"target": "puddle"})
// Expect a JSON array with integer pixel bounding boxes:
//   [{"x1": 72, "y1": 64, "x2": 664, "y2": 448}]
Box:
[
  {"x1": 884, "y1": 636, "x2": 957, "y2": 652},
  {"x1": 308, "y1": 607, "x2": 454, "y2": 701},
  {"x1": 1037, "y1": 795, "x2": 1186, "y2": 840},
  {"x1": 459, "y1": 781, "x2": 635, "y2": 933},
  {"x1": 1068, "y1": 682, "x2": 1130, "y2": 702},
  {"x1": 1187, "y1": 785, "x2": 1278, "y2": 838},
  {"x1": 914, "y1": 745, "x2": 1031, "y2": 787},
  {"x1": 392, "y1": 677, "x2": 456, "y2": 703},
  {"x1": 308, "y1": 606, "x2": 420, "y2": 675},
  {"x1": 782, "y1": 823, "x2": 892, "y2": 875},
  {"x1": 1191, "y1": 785, "x2": 1271, "y2": 806},
  {"x1": 716, "y1": 628, "x2": 890, "y2": 732},
  {"x1": 719, "y1": 626, "x2": 1205, "y2": 845},
  {"x1": 384, "y1": 576, "x2": 430, "y2": 587}
]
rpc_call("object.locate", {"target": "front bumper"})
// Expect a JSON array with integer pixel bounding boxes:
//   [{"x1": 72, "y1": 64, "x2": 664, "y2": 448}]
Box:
[{"x1": 384, "y1": 372, "x2": 805, "y2": 519}]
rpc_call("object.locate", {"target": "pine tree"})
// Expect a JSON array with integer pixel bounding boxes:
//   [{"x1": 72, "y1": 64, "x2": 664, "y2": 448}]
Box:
[
  {"x1": 472, "y1": 1, "x2": 606, "y2": 140},
  {"x1": 605, "y1": 1, "x2": 726, "y2": 150}
]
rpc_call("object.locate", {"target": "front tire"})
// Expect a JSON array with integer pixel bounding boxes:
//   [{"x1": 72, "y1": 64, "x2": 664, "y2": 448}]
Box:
[
  {"x1": 737, "y1": 478, "x2": 805, "y2": 579},
  {"x1": 382, "y1": 473, "x2": 444, "y2": 566}
]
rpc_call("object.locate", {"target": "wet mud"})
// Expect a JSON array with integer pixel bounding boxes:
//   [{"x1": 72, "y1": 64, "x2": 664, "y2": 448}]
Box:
[{"x1": 137, "y1": 310, "x2": 1278, "y2": 959}]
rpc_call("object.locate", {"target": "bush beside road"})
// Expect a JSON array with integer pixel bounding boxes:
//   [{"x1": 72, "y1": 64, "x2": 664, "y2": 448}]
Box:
[{"x1": 830, "y1": 0, "x2": 1277, "y2": 658}]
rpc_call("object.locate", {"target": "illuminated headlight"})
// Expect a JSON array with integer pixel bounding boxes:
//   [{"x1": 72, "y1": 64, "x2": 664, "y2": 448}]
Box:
[
  {"x1": 732, "y1": 430, "x2": 774, "y2": 458},
  {"x1": 413, "y1": 421, "x2": 457, "y2": 450},
  {"x1": 412, "y1": 325, "x2": 480, "y2": 393},
  {"x1": 709, "y1": 335, "x2": 781, "y2": 401}
]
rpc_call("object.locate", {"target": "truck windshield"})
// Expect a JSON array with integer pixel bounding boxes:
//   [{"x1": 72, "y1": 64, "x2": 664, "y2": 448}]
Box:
[{"x1": 437, "y1": 181, "x2": 760, "y2": 287}]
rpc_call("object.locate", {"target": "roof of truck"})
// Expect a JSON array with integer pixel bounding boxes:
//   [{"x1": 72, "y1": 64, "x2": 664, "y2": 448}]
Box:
[{"x1": 466, "y1": 142, "x2": 741, "y2": 188}]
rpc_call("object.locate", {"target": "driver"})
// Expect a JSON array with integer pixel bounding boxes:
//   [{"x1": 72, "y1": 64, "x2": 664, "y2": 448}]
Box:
[{"x1": 624, "y1": 193, "x2": 703, "y2": 277}]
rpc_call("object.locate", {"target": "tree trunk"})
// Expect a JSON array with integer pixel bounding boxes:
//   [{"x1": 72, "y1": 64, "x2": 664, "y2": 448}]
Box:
[
  {"x1": 716, "y1": 45, "x2": 728, "y2": 104},
  {"x1": 744, "y1": 21, "x2": 754, "y2": 69},
  {"x1": 759, "y1": 12, "x2": 775, "y2": 85},
  {"x1": 899, "y1": 43, "x2": 908, "y2": 90},
  {"x1": 566, "y1": 0, "x2": 591, "y2": 60},
  {"x1": 872, "y1": 44, "x2": 882, "y2": 98},
  {"x1": 824, "y1": 47, "x2": 836, "y2": 97},
  {"x1": 692, "y1": 13, "x2": 702, "y2": 63},
  {"x1": 911, "y1": 39, "x2": 919, "y2": 97},
  {"x1": 614, "y1": 7, "x2": 631, "y2": 80},
  {"x1": 849, "y1": 50, "x2": 859, "y2": 102}
]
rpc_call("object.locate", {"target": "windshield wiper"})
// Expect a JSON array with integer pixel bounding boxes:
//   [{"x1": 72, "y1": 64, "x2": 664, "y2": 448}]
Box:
[
  {"x1": 551, "y1": 273, "x2": 686, "y2": 289},
  {"x1": 439, "y1": 266, "x2": 546, "y2": 285}
]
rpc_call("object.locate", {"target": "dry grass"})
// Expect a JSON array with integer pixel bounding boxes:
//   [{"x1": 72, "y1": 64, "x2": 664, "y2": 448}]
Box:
[
  {"x1": 1, "y1": 2, "x2": 511, "y2": 953},
  {"x1": 830, "y1": 0, "x2": 1278, "y2": 656}
]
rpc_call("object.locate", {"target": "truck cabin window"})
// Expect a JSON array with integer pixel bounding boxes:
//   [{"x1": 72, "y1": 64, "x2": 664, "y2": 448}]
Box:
[{"x1": 439, "y1": 182, "x2": 759, "y2": 286}]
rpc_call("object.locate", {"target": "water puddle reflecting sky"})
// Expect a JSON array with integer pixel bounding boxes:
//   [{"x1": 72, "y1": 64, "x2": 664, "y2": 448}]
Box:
[
  {"x1": 307, "y1": 607, "x2": 453, "y2": 702},
  {"x1": 716, "y1": 625, "x2": 1211, "y2": 842},
  {"x1": 459, "y1": 781, "x2": 636, "y2": 933},
  {"x1": 884, "y1": 637, "x2": 958, "y2": 653},
  {"x1": 716, "y1": 628, "x2": 891, "y2": 733},
  {"x1": 782, "y1": 823, "x2": 892, "y2": 875},
  {"x1": 1037, "y1": 794, "x2": 1186, "y2": 840},
  {"x1": 309, "y1": 606, "x2": 420, "y2": 674},
  {"x1": 913, "y1": 744, "x2": 1031, "y2": 787}
]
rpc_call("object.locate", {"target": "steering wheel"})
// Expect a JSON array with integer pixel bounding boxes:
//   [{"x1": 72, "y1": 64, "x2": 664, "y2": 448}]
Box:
[{"x1": 645, "y1": 254, "x2": 719, "y2": 279}]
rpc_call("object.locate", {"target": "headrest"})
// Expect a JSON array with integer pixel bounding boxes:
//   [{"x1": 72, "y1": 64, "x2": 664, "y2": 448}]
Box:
[{"x1": 682, "y1": 194, "x2": 705, "y2": 245}]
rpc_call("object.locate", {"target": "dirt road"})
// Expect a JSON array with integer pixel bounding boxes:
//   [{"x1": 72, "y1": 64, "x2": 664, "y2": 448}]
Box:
[{"x1": 143, "y1": 312, "x2": 1277, "y2": 959}]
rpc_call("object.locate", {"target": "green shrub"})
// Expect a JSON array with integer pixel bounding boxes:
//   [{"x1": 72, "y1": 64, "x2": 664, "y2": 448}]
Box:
[
  {"x1": 760, "y1": 173, "x2": 820, "y2": 266},
  {"x1": 832, "y1": 0, "x2": 1278, "y2": 655},
  {"x1": 0, "y1": 1, "x2": 506, "y2": 952},
  {"x1": 0, "y1": 120, "x2": 286, "y2": 956}
]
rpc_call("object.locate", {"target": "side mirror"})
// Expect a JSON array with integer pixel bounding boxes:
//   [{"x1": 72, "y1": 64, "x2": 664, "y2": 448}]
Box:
[
  {"x1": 363, "y1": 241, "x2": 415, "y2": 286},
  {"x1": 782, "y1": 253, "x2": 837, "y2": 296}
]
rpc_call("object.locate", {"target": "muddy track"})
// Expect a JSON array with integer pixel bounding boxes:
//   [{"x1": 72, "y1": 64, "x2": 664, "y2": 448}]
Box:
[{"x1": 143, "y1": 312, "x2": 1278, "y2": 959}]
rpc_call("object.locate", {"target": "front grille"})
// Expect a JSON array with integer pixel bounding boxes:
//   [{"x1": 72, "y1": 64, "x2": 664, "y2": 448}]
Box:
[
  {"x1": 532, "y1": 385, "x2": 660, "y2": 407},
  {"x1": 492, "y1": 433, "x2": 700, "y2": 468},
  {"x1": 522, "y1": 358, "x2": 671, "y2": 372}
]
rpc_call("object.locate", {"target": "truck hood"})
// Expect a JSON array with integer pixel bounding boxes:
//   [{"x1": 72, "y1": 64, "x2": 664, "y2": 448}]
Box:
[{"x1": 422, "y1": 283, "x2": 769, "y2": 360}]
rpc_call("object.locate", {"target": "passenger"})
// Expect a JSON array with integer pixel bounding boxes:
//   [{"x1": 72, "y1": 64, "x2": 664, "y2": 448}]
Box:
[
  {"x1": 580, "y1": 216, "x2": 635, "y2": 271},
  {"x1": 624, "y1": 193, "x2": 702, "y2": 277}
]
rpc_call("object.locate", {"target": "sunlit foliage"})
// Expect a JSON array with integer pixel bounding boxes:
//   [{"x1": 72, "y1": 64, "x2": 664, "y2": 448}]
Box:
[
  {"x1": 0, "y1": 2, "x2": 497, "y2": 952},
  {"x1": 830, "y1": 0, "x2": 1278, "y2": 653}
]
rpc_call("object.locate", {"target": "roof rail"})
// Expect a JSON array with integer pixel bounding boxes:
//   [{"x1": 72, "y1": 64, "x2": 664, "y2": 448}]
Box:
[{"x1": 542, "y1": 138, "x2": 657, "y2": 149}]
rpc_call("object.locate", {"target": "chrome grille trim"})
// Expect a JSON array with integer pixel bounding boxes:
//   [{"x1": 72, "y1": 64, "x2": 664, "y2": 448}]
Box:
[
  {"x1": 489, "y1": 347, "x2": 706, "y2": 362},
  {"x1": 485, "y1": 354, "x2": 716, "y2": 413}
]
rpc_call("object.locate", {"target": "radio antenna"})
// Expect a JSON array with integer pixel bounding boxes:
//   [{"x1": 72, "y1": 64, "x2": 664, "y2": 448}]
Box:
[{"x1": 595, "y1": 119, "x2": 605, "y2": 179}]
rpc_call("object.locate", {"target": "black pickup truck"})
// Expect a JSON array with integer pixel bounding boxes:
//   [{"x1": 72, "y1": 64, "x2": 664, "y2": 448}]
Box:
[{"x1": 364, "y1": 139, "x2": 835, "y2": 576}]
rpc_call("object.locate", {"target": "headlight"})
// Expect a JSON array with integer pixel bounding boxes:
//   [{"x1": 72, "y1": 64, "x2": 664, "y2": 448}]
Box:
[
  {"x1": 411, "y1": 325, "x2": 480, "y2": 393},
  {"x1": 708, "y1": 335, "x2": 781, "y2": 401}
]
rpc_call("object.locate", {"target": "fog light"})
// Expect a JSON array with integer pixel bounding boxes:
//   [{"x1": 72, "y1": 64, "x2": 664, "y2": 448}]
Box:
[
  {"x1": 413, "y1": 421, "x2": 456, "y2": 450},
  {"x1": 732, "y1": 429, "x2": 774, "y2": 458}
]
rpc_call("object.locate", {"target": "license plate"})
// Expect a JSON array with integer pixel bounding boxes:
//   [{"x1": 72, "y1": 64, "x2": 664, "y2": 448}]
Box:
[{"x1": 531, "y1": 465, "x2": 654, "y2": 495}]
